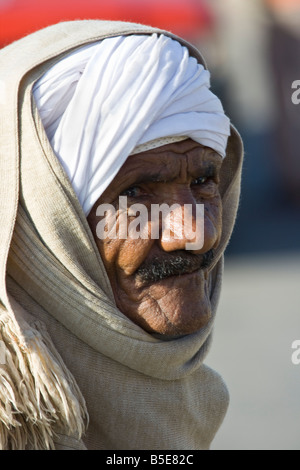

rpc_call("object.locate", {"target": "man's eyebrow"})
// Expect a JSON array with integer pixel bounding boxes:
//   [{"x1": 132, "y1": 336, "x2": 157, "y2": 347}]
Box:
[
  {"x1": 203, "y1": 163, "x2": 218, "y2": 177},
  {"x1": 189, "y1": 161, "x2": 220, "y2": 179},
  {"x1": 130, "y1": 173, "x2": 175, "y2": 185},
  {"x1": 124, "y1": 161, "x2": 220, "y2": 186}
]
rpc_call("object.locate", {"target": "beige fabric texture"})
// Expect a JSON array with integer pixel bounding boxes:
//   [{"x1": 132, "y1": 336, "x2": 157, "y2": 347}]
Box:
[{"x1": 0, "y1": 20, "x2": 244, "y2": 450}]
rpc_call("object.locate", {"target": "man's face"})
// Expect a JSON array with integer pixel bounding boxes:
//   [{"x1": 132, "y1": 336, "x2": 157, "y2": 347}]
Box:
[{"x1": 87, "y1": 139, "x2": 223, "y2": 337}]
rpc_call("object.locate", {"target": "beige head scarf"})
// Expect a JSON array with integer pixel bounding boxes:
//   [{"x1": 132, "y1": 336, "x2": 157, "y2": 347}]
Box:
[{"x1": 0, "y1": 20, "x2": 243, "y2": 450}]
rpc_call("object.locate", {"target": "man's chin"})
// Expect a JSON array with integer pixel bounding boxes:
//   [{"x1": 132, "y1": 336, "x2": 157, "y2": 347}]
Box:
[
  {"x1": 116, "y1": 270, "x2": 212, "y2": 337},
  {"x1": 142, "y1": 302, "x2": 211, "y2": 337}
]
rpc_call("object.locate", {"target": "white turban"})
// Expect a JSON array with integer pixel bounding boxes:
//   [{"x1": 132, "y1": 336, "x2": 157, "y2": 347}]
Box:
[{"x1": 33, "y1": 34, "x2": 230, "y2": 215}]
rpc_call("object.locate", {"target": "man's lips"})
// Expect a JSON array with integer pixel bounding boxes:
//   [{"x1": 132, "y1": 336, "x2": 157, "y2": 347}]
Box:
[{"x1": 135, "y1": 249, "x2": 215, "y2": 284}]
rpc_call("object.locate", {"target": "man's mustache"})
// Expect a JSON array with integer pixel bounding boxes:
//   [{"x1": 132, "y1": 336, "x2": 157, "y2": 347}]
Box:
[{"x1": 135, "y1": 249, "x2": 215, "y2": 283}]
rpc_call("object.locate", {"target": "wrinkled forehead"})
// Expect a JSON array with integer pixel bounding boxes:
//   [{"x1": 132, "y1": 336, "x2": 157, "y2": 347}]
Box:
[
  {"x1": 125, "y1": 139, "x2": 222, "y2": 171},
  {"x1": 99, "y1": 139, "x2": 223, "y2": 198}
]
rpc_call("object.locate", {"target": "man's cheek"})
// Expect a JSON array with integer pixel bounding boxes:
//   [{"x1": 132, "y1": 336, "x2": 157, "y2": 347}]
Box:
[
  {"x1": 95, "y1": 239, "x2": 120, "y2": 273},
  {"x1": 117, "y1": 238, "x2": 153, "y2": 276},
  {"x1": 203, "y1": 201, "x2": 222, "y2": 248}
]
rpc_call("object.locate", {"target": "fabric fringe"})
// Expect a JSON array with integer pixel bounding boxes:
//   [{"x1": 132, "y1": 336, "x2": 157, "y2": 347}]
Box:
[{"x1": 0, "y1": 307, "x2": 88, "y2": 450}]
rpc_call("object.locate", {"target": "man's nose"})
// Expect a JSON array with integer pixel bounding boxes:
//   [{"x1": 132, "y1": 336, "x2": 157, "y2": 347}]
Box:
[
  {"x1": 156, "y1": 193, "x2": 218, "y2": 254},
  {"x1": 155, "y1": 188, "x2": 220, "y2": 254}
]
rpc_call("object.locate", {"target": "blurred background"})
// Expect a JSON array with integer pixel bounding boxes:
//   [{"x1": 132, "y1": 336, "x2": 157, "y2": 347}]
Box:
[{"x1": 1, "y1": 0, "x2": 299, "y2": 450}]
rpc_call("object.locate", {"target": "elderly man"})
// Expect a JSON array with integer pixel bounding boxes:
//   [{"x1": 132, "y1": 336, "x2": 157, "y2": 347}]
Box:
[{"x1": 0, "y1": 20, "x2": 243, "y2": 450}]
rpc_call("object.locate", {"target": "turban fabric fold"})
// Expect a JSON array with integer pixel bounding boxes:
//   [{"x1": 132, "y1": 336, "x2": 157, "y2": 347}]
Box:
[{"x1": 33, "y1": 34, "x2": 230, "y2": 215}]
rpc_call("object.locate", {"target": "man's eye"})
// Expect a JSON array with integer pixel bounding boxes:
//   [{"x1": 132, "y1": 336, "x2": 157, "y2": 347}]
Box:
[
  {"x1": 191, "y1": 176, "x2": 208, "y2": 186},
  {"x1": 120, "y1": 186, "x2": 140, "y2": 197}
]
